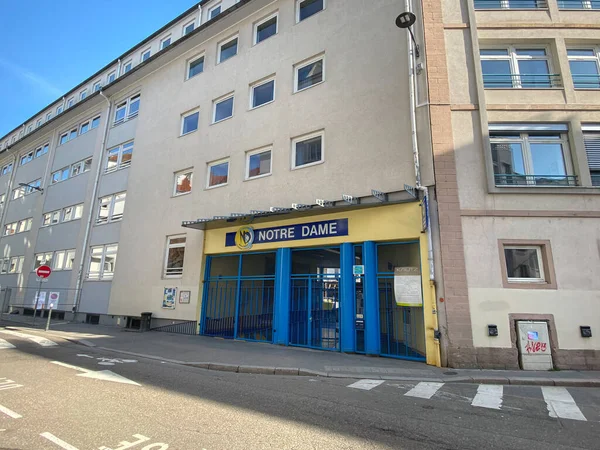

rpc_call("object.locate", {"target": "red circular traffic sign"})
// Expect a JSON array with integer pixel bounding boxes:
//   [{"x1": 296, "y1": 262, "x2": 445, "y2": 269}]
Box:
[{"x1": 36, "y1": 265, "x2": 52, "y2": 278}]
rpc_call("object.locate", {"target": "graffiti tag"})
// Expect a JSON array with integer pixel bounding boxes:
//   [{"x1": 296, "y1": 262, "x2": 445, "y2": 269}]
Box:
[{"x1": 525, "y1": 340, "x2": 547, "y2": 353}]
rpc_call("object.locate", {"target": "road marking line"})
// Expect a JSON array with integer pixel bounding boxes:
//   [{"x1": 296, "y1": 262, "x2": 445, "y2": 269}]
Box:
[
  {"x1": 0, "y1": 404, "x2": 22, "y2": 419},
  {"x1": 0, "y1": 338, "x2": 16, "y2": 349},
  {"x1": 347, "y1": 379, "x2": 385, "y2": 390},
  {"x1": 471, "y1": 384, "x2": 503, "y2": 410},
  {"x1": 40, "y1": 432, "x2": 79, "y2": 450},
  {"x1": 50, "y1": 361, "x2": 90, "y2": 373},
  {"x1": 0, "y1": 329, "x2": 57, "y2": 347},
  {"x1": 404, "y1": 382, "x2": 444, "y2": 399},
  {"x1": 542, "y1": 386, "x2": 587, "y2": 421}
]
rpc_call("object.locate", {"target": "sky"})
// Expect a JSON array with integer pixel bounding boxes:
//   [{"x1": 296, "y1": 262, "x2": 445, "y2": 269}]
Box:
[{"x1": 0, "y1": 0, "x2": 199, "y2": 137}]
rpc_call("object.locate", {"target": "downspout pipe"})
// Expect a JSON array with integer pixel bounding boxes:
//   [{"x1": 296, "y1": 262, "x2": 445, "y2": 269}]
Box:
[{"x1": 73, "y1": 90, "x2": 112, "y2": 314}]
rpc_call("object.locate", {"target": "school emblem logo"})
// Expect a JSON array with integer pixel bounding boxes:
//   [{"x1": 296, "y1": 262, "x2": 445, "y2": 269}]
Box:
[{"x1": 235, "y1": 226, "x2": 254, "y2": 250}]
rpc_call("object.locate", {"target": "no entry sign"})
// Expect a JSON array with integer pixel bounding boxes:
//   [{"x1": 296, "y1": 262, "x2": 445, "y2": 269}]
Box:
[{"x1": 36, "y1": 265, "x2": 52, "y2": 279}]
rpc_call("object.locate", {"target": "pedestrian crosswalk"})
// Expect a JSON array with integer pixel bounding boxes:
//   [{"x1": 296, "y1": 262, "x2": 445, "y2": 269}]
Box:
[
  {"x1": 347, "y1": 380, "x2": 596, "y2": 422},
  {"x1": 0, "y1": 330, "x2": 58, "y2": 348}
]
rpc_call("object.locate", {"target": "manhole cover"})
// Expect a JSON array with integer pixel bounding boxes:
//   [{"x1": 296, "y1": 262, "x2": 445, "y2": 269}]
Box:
[{"x1": 444, "y1": 371, "x2": 458, "y2": 375}]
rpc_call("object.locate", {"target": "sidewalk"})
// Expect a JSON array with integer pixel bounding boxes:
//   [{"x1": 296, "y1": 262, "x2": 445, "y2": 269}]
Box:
[{"x1": 2, "y1": 315, "x2": 600, "y2": 386}]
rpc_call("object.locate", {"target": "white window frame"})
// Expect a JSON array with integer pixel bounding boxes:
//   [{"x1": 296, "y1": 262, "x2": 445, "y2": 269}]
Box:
[
  {"x1": 296, "y1": 0, "x2": 326, "y2": 23},
  {"x1": 91, "y1": 116, "x2": 101, "y2": 129},
  {"x1": 164, "y1": 235, "x2": 186, "y2": 277},
  {"x1": 36, "y1": 119, "x2": 42, "y2": 128},
  {"x1": 186, "y1": 54, "x2": 205, "y2": 80},
  {"x1": 8, "y1": 256, "x2": 24, "y2": 274},
  {"x1": 1, "y1": 163, "x2": 12, "y2": 176},
  {"x1": 62, "y1": 203, "x2": 84, "y2": 223},
  {"x1": 107, "y1": 71, "x2": 117, "y2": 83},
  {"x1": 27, "y1": 125, "x2": 33, "y2": 133},
  {"x1": 20, "y1": 151, "x2": 34, "y2": 166},
  {"x1": 56, "y1": 105, "x2": 64, "y2": 115},
  {"x1": 33, "y1": 252, "x2": 53, "y2": 271},
  {"x1": 208, "y1": 3, "x2": 222, "y2": 20},
  {"x1": 291, "y1": 130, "x2": 325, "y2": 170},
  {"x1": 113, "y1": 94, "x2": 140, "y2": 125},
  {"x1": 294, "y1": 54, "x2": 325, "y2": 93},
  {"x1": 106, "y1": 141, "x2": 134, "y2": 173},
  {"x1": 183, "y1": 20, "x2": 195, "y2": 35},
  {"x1": 217, "y1": 35, "x2": 239, "y2": 64},
  {"x1": 35, "y1": 143, "x2": 49, "y2": 158},
  {"x1": 253, "y1": 11, "x2": 279, "y2": 45},
  {"x1": 46, "y1": 112, "x2": 52, "y2": 122},
  {"x1": 206, "y1": 158, "x2": 230, "y2": 189},
  {"x1": 122, "y1": 60, "x2": 133, "y2": 74},
  {"x1": 480, "y1": 45, "x2": 555, "y2": 89},
  {"x1": 80, "y1": 89, "x2": 87, "y2": 101},
  {"x1": 490, "y1": 130, "x2": 574, "y2": 186},
  {"x1": 212, "y1": 93, "x2": 235, "y2": 124},
  {"x1": 181, "y1": 109, "x2": 200, "y2": 136},
  {"x1": 141, "y1": 48, "x2": 151, "y2": 62},
  {"x1": 67, "y1": 97, "x2": 75, "y2": 108},
  {"x1": 93, "y1": 80, "x2": 102, "y2": 92},
  {"x1": 504, "y1": 245, "x2": 545, "y2": 283},
  {"x1": 51, "y1": 167, "x2": 69, "y2": 184},
  {"x1": 245, "y1": 146, "x2": 273, "y2": 180},
  {"x1": 80, "y1": 120, "x2": 90, "y2": 135},
  {"x1": 97, "y1": 192, "x2": 126, "y2": 225},
  {"x1": 160, "y1": 35, "x2": 172, "y2": 50},
  {"x1": 173, "y1": 169, "x2": 193, "y2": 196},
  {"x1": 567, "y1": 47, "x2": 600, "y2": 89},
  {"x1": 250, "y1": 76, "x2": 276, "y2": 110},
  {"x1": 87, "y1": 244, "x2": 118, "y2": 280}
]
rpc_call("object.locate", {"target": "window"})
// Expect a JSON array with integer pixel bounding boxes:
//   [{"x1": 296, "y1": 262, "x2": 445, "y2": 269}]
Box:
[
  {"x1": 106, "y1": 141, "x2": 134, "y2": 172},
  {"x1": 174, "y1": 170, "x2": 193, "y2": 196},
  {"x1": 123, "y1": 60, "x2": 132, "y2": 73},
  {"x1": 34, "y1": 252, "x2": 53, "y2": 270},
  {"x1": 93, "y1": 81, "x2": 102, "y2": 92},
  {"x1": 500, "y1": 241, "x2": 556, "y2": 289},
  {"x1": 80, "y1": 89, "x2": 87, "y2": 101},
  {"x1": 69, "y1": 128, "x2": 78, "y2": 140},
  {"x1": 0, "y1": 193, "x2": 5, "y2": 206},
  {"x1": 208, "y1": 3, "x2": 221, "y2": 19},
  {"x1": 51, "y1": 167, "x2": 69, "y2": 184},
  {"x1": 20, "y1": 151, "x2": 33, "y2": 166},
  {"x1": 294, "y1": 55, "x2": 324, "y2": 92},
  {"x1": 2, "y1": 163, "x2": 13, "y2": 176},
  {"x1": 114, "y1": 94, "x2": 140, "y2": 124},
  {"x1": 583, "y1": 128, "x2": 600, "y2": 186},
  {"x1": 27, "y1": 125, "x2": 33, "y2": 134},
  {"x1": 480, "y1": 47, "x2": 556, "y2": 88},
  {"x1": 46, "y1": 112, "x2": 52, "y2": 122},
  {"x1": 51, "y1": 158, "x2": 92, "y2": 184},
  {"x1": 13, "y1": 179, "x2": 41, "y2": 199},
  {"x1": 246, "y1": 147, "x2": 272, "y2": 179},
  {"x1": 42, "y1": 210, "x2": 60, "y2": 227},
  {"x1": 474, "y1": 0, "x2": 548, "y2": 9},
  {"x1": 250, "y1": 77, "x2": 275, "y2": 109},
  {"x1": 21, "y1": 143, "x2": 49, "y2": 166},
  {"x1": 141, "y1": 48, "x2": 151, "y2": 62},
  {"x1": 296, "y1": 0, "x2": 324, "y2": 22},
  {"x1": 490, "y1": 126, "x2": 575, "y2": 186},
  {"x1": 218, "y1": 36, "x2": 238, "y2": 63},
  {"x1": 292, "y1": 131, "x2": 324, "y2": 169},
  {"x1": 160, "y1": 36, "x2": 172, "y2": 50},
  {"x1": 164, "y1": 236, "x2": 186, "y2": 277},
  {"x1": 567, "y1": 48, "x2": 600, "y2": 89},
  {"x1": 35, "y1": 144, "x2": 49, "y2": 158},
  {"x1": 254, "y1": 12, "x2": 278, "y2": 45},
  {"x1": 183, "y1": 20, "x2": 195, "y2": 35},
  {"x1": 17, "y1": 218, "x2": 32, "y2": 234},
  {"x1": 34, "y1": 250, "x2": 75, "y2": 272},
  {"x1": 60, "y1": 127, "x2": 78, "y2": 145},
  {"x1": 558, "y1": 0, "x2": 600, "y2": 10},
  {"x1": 87, "y1": 244, "x2": 118, "y2": 280},
  {"x1": 207, "y1": 159, "x2": 229, "y2": 188},
  {"x1": 62, "y1": 204, "x2": 84, "y2": 222},
  {"x1": 65, "y1": 250, "x2": 76, "y2": 270},
  {"x1": 91, "y1": 116, "x2": 101, "y2": 129},
  {"x1": 8, "y1": 256, "x2": 25, "y2": 274},
  {"x1": 187, "y1": 55, "x2": 204, "y2": 79},
  {"x1": 80, "y1": 121, "x2": 90, "y2": 135},
  {"x1": 3, "y1": 222, "x2": 16, "y2": 236},
  {"x1": 97, "y1": 192, "x2": 126, "y2": 224},
  {"x1": 181, "y1": 110, "x2": 200, "y2": 135},
  {"x1": 213, "y1": 94, "x2": 234, "y2": 123},
  {"x1": 107, "y1": 71, "x2": 116, "y2": 83},
  {"x1": 67, "y1": 98, "x2": 75, "y2": 108},
  {"x1": 56, "y1": 105, "x2": 63, "y2": 115},
  {"x1": 36, "y1": 119, "x2": 42, "y2": 128}
]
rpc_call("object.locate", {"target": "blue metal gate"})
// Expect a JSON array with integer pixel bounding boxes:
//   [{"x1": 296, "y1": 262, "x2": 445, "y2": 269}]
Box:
[{"x1": 289, "y1": 274, "x2": 340, "y2": 350}]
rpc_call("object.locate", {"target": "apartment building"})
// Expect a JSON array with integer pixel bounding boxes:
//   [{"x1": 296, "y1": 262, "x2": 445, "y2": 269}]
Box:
[
  {"x1": 429, "y1": 0, "x2": 600, "y2": 369},
  {"x1": 0, "y1": 0, "x2": 445, "y2": 365}
]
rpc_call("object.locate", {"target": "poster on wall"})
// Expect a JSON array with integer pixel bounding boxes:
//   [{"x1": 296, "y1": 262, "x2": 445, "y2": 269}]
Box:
[
  {"x1": 162, "y1": 288, "x2": 177, "y2": 309},
  {"x1": 33, "y1": 291, "x2": 46, "y2": 309},
  {"x1": 49, "y1": 292, "x2": 60, "y2": 308},
  {"x1": 179, "y1": 290, "x2": 191, "y2": 304},
  {"x1": 393, "y1": 267, "x2": 423, "y2": 307}
]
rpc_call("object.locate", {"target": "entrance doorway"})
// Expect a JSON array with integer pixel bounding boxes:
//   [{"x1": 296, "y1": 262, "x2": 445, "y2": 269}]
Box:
[
  {"x1": 289, "y1": 247, "x2": 341, "y2": 350},
  {"x1": 201, "y1": 252, "x2": 276, "y2": 342}
]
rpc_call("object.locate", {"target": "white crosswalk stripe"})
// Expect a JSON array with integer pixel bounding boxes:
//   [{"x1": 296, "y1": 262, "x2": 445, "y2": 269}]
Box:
[
  {"x1": 0, "y1": 338, "x2": 16, "y2": 349},
  {"x1": 471, "y1": 384, "x2": 503, "y2": 410},
  {"x1": 404, "y1": 382, "x2": 444, "y2": 399},
  {"x1": 347, "y1": 379, "x2": 385, "y2": 390},
  {"x1": 542, "y1": 386, "x2": 587, "y2": 421},
  {"x1": 0, "y1": 329, "x2": 58, "y2": 347}
]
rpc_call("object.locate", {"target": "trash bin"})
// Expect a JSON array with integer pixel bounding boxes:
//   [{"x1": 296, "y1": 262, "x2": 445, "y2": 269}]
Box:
[{"x1": 140, "y1": 312, "x2": 153, "y2": 332}]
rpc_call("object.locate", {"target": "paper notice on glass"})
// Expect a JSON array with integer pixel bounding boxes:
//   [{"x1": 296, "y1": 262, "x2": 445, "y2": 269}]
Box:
[
  {"x1": 394, "y1": 267, "x2": 423, "y2": 307},
  {"x1": 34, "y1": 291, "x2": 46, "y2": 309}
]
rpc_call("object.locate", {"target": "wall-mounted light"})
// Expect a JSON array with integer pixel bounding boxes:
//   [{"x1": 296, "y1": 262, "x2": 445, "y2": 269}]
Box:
[
  {"x1": 488, "y1": 325, "x2": 498, "y2": 337},
  {"x1": 395, "y1": 12, "x2": 420, "y2": 58},
  {"x1": 580, "y1": 326, "x2": 592, "y2": 338}
]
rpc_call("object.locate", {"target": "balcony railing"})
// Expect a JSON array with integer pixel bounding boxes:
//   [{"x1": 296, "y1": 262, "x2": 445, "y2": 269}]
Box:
[
  {"x1": 592, "y1": 174, "x2": 600, "y2": 186},
  {"x1": 483, "y1": 73, "x2": 562, "y2": 88},
  {"x1": 558, "y1": 0, "x2": 600, "y2": 9},
  {"x1": 495, "y1": 174, "x2": 578, "y2": 186},
  {"x1": 475, "y1": 0, "x2": 548, "y2": 9},
  {"x1": 572, "y1": 75, "x2": 600, "y2": 89}
]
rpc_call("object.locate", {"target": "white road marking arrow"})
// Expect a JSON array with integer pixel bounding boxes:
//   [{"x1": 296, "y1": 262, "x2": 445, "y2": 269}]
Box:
[
  {"x1": 50, "y1": 361, "x2": 140, "y2": 386},
  {"x1": 76, "y1": 354, "x2": 94, "y2": 358}
]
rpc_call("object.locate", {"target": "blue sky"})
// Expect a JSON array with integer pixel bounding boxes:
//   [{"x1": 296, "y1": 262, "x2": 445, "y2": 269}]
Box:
[{"x1": 0, "y1": 0, "x2": 198, "y2": 137}]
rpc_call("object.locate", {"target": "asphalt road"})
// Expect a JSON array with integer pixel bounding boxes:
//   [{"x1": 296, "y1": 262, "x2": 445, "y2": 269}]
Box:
[{"x1": 1, "y1": 328, "x2": 599, "y2": 450}]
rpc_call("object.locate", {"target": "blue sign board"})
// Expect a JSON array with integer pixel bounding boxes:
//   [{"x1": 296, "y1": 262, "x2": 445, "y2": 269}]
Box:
[{"x1": 226, "y1": 219, "x2": 349, "y2": 249}]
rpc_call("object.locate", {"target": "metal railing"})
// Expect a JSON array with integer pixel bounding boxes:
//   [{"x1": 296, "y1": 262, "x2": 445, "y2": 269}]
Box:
[
  {"x1": 558, "y1": 0, "x2": 600, "y2": 9},
  {"x1": 475, "y1": 0, "x2": 548, "y2": 9},
  {"x1": 495, "y1": 174, "x2": 578, "y2": 186},
  {"x1": 483, "y1": 73, "x2": 562, "y2": 88},
  {"x1": 571, "y1": 75, "x2": 600, "y2": 89},
  {"x1": 592, "y1": 174, "x2": 600, "y2": 186},
  {"x1": 150, "y1": 320, "x2": 198, "y2": 335}
]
